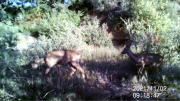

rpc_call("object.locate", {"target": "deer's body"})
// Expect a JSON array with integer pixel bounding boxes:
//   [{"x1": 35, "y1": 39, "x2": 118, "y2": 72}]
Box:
[
  {"x1": 45, "y1": 50, "x2": 81, "y2": 69},
  {"x1": 33, "y1": 50, "x2": 85, "y2": 78},
  {"x1": 121, "y1": 42, "x2": 163, "y2": 74}
]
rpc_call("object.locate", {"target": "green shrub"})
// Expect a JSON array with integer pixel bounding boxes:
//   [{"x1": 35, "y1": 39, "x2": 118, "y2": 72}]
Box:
[
  {"x1": 21, "y1": 28, "x2": 85, "y2": 60},
  {"x1": 0, "y1": 47, "x2": 29, "y2": 100},
  {"x1": 163, "y1": 1, "x2": 180, "y2": 19},
  {"x1": 19, "y1": 9, "x2": 82, "y2": 37},
  {"x1": 80, "y1": 15, "x2": 113, "y2": 47},
  {"x1": 160, "y1": 20, "x2": 180, "y2": 66},
  {"x1": 26, "y1": 32, "x2": 85, "y2": 57},
  {"x1": 171, "y1": 0, "x2": 180, "y2": 5},
  {"x1": 130, "y1": 0, "x2": 171, "y2": 35},
  {"x1": 0, "y1": 0, "x2": 36, "y2": 21},
  {"x1": 18, "y1": 11, "x2": 112, "y2": 55},
  {"x1": 0, "y1": 22, "x2": 19, "y2": 56}
]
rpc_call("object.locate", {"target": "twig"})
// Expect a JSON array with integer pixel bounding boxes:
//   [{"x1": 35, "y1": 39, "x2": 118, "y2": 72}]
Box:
[{"x1": 43, "y1": 90, "x2": 54, "y2": 98}]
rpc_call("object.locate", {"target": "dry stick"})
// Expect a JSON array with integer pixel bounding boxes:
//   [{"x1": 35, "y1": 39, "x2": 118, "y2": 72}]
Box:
[{"x1": 43, "y1": 90, "x2": 54, "y2": 98}]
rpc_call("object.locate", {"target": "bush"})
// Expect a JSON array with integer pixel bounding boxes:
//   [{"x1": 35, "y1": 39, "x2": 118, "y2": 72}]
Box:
[
  {"x1": 160, "y1": 20, "x2": 180, "y2": 66},
  {"x1": 22, "y1": 16, "x2": 113, "y2": 59},
  {"x1": 80, "y1": 15, "x2": 113, "y2": 47},
  {"x1": 19, "y1": 9, "x2": 82, "y2": 37},
  {"x1": 163, "y1": 1, "x2": 180, "y2": 19},
  {"x1": 130, "y1": 0, "x2": 171, "y2": 35},
  {"x1": 0, "y1": 21, "x2": 30, "y2": 99},
  {"x1": 18, "y1": 10, "x2": 112, "y2": 54},
  {"x1": 0, "y1": 0, "x2": 36, "y2": 21},
  {"x1": 0, "y1": 22, "x2": 19, "y2": 56}
]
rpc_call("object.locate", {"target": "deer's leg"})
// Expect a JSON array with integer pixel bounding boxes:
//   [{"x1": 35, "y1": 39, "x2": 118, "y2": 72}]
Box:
[
  {"x1": 69, "y1": 67, "x2": 76, "y2": 77},
  {"x1": 45, "y1": 67, "x2": 51, "y2": 74},
  {"x1": 138, "y1": 65, "x2": 141, "y2": 74},
  {"x1": 45, "y1": 62, "x2": 55, "y2": 75},
  {"x1": 139, "y1": 60, "x2": 145, "y2": 74},
  {"x1": 71, "y1": 62, "x2": 85, "y2": 79},
  {"x1": 71, "y1": 62, "x2": 84, "y2": 73}
]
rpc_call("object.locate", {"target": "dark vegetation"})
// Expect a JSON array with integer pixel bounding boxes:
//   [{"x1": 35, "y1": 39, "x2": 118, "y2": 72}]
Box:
[{"x1": 0, "y1": 0, "x2": 180, "y2": 100}]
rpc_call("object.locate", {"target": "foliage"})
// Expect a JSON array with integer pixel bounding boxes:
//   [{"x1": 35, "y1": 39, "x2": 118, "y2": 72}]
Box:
[
  {"x1": 105, "y1": 0, "x2": 131, "y2": 31},
  {"x1": 0, "y1": 22, "x2": 19, "y2": 56},
  {"x1": 0, "y1": 0, "x2": 36, "y2": 21},
  {"x1": 163, "y1": 1, "x2": 180, "y2": 19},
  {"x1": 47, "y1": 0, "x2": 86, "y2": 11},
  {"x1": 80, "y1": 15, "x2": 113, "y2": 47},
  {"x1": 90, "y1": 0, "x2": 118, "y2": 12},
  {"x1": 160, "y1": 20, "x2": 180, "y2": 66},
  {"x1": 18, "y1": 10, "x2": 83, "y2": 57},
  {"x1": 130, "y1": 0, "x2": 171, "y2": 36},
  {"x1": 0, "y1": 21, "x2": 28, "y2": 99},
  {"x1": 25, "y1": 32, "x2": 85, "y2": 59},
  {"x1": 18, "y1": 9, "x2": 82, "y2": 37},
  {"x1": 171, "y1": 0, "x2": 180, "y2": 4},
  {"x1": 68, "y1": 0, "x2": 93, "y2": 13},
  {"x1": 88, "y1": 0, "x2": 132, "y2": 31},
  {"x1": 22, "y1": 14, "x2": 113, "y2": 59},
  {"x1": 0, "y1": 48, "x2": 29, "y2": 100}
]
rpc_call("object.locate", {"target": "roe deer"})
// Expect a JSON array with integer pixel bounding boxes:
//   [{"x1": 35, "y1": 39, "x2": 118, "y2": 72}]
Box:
[
  {"x1": 32, "y1": 50, "x2": 85, "y2": 78},
  {"x1": 121, "y1": 42, "x2": 163, "y2": 75}
]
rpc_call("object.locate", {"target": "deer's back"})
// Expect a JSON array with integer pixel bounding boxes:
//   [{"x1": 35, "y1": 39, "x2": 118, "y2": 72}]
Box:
[
  {"x1": 45, "y1": 50, "x2": 80, "y2": 64},
  {"x1": 136, "y1": 53, "x2": 163, "y2": 65}
]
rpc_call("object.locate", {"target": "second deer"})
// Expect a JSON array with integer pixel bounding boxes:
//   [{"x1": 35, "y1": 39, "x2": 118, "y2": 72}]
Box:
[{"x1": 121, "y1": 41, "x2": 163, "y2": 75}]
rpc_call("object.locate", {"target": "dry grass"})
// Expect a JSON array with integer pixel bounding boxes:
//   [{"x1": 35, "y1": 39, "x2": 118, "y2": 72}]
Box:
[{"x1": 78, "y1": 45, "x2": 124, "y2": 61}]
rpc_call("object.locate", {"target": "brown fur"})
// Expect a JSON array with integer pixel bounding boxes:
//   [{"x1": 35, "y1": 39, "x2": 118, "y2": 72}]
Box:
[{"x1": 33, "y1": 50, "x2": 85, "y2": 78}]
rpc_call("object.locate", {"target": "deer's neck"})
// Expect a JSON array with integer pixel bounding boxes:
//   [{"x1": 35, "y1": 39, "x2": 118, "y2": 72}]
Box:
[{"x1": 127, "y1": 50, "x2": 139, "y2": 63}]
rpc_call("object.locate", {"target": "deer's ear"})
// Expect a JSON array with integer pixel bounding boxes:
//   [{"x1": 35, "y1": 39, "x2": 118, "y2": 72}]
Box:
[{"x1": 126, "y1": 41, "x2": 131, "y2": 47}]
